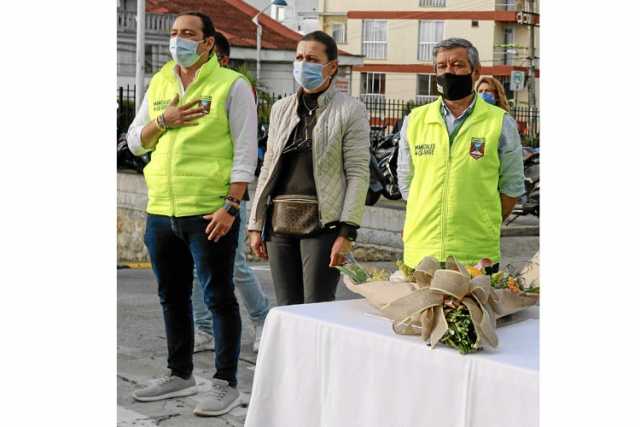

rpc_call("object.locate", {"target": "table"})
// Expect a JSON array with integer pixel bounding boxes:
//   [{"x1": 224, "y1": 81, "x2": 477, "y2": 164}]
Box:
[{"x1": 245, "y1": 299, "x2": 538, "y2": 427}]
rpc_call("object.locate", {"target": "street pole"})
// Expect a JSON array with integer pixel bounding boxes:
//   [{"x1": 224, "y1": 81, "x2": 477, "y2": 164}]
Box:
[
  {"x1": 252, "y1": 1, "x2": 287, "y2": 88},
  {"x1": 526, "y1": 0, "x2": 537, "y2": 140},
  {"x1": 256, "y1": 20, "x2": 262, "y2": 83},
  {"x1": 135, "y1": 0, "x2": 145, "y2": 111},
  {"x1": 527, "y1": 0, "x2": 536, "y2": 109}
]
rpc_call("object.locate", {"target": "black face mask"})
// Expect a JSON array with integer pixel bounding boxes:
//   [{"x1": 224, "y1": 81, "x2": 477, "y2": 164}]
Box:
[{"x1": 436, "y1": 73, "x2": 474, "y2": 101}]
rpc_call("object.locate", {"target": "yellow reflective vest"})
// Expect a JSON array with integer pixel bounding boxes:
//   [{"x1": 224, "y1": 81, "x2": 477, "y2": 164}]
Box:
[
  {"x1": 144, "y1": 57, "x2": 243, "y2": 217},
  {"x1": 403, "y1": 96, "x2": 505, "y2": 267}
]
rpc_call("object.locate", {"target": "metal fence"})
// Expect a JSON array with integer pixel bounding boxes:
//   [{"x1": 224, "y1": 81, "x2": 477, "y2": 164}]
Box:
[
  {"x1": 511, "y1": 106, "x2": 539, "y2": 145},
  {"x1": 117, "y1": 85, "x2": 137, "y2": 137},
  {"x1": 116, "y1": 86, "x2": 539, "y2": 145},
  {"x1": 358, "y1": 97, "x2": 539, "y2": 144}
]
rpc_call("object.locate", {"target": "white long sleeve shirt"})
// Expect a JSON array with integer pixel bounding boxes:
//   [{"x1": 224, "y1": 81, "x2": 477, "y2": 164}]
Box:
[{"x1": 126, "y1": 68, "x2": 258, "y2": 184}]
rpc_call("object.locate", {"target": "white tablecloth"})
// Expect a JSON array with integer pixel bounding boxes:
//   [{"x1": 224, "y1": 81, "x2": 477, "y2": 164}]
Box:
[{"x1": 245, "y1": 299, "x2": 538, "y2": 427}]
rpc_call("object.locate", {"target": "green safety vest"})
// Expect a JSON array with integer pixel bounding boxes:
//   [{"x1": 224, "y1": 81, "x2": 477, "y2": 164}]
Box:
[
  {"x1": 144, "y1": 57, "x2": 242, "y2": 217},
  {"x1": 403, "y1": 96, "x2": 505, "y2": 268}
]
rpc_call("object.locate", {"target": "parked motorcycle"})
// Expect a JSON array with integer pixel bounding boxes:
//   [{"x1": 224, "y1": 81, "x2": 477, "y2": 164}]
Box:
[
  {"x1": 505, "y1": 146, "x2": 539, "y2": 224},
  {"x1": 366, "y1": 130, "x2": 402, "y2": 206},
  {"x1": 117, "y1": 132, "x2": 149, "y2": 173}
]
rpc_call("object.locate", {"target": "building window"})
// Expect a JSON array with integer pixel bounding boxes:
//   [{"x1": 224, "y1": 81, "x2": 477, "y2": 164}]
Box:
[
  {"x1": 271, "y1": 5, "x2": 286, "y2": 22},
  {"x1": 419, "y1": 0, "x2": 447, "y2": 7},
  {"x1": 416, "y1": 74, "x2": 438, "y2": 103},
  {"x1": 418, "y1": 21, "x2": 444, "y2": 61},
  {"x1": 332, "y1": 23, "x2": 347, "y2": 44},
  {"x1": 496, "y1": 0, "x2": 518, "y2": 11},
  {"x1": 362, "y1": 20, "x2": 387, "y2": 59},
  {"x1": 360, "y1": 72, "x2": 386, "y2": 101},
  {"x1": 504, "y1": 26, "x2": 515, "y2": 65}
]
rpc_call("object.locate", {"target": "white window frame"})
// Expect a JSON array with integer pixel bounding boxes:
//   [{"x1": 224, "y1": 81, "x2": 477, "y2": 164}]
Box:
[
  {"x1": 271, "y1": 5, "x2": 286, "y2": 22},
  {"x1": 496, "y1": 0, "x2": 518, "y2": 11},
  {"x1": 417, "y1": 20, "x2": 444, "y2": 62},
  {"x1": 360, "y1": 72, "x2": 386, "y2": 102},
  {"x1": 416, "y1": 74, "x2": 438, "y2": 104},
  {"x1": 362, "y1": 20, "x2": 388, "y2": 60},
  {"x1": 504, "y1": 26, "x2": 516, "y2": 65},
  {"x1": 332, "y1": 22, "x2": 347, "y2": 44},
  {"x1": 419, "y1": 0, "x2": 447, "y2": 7}
]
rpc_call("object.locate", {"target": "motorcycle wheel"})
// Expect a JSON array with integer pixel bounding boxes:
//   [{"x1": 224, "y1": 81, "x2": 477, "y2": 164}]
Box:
[{"x1": 365, "y1": 189, "x2": 382, "y2": 206}]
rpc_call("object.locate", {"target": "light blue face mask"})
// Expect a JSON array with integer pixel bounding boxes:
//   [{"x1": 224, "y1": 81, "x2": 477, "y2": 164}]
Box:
[
  {"x1": 169, "y1": 37, "x2": 203, "y2": 68},
  {"x1": 293, "y1": 60, "x2": 329, "y2": 91},
  {"x1": 480, "y1": 91, "x2": 497, "y2": 105}
]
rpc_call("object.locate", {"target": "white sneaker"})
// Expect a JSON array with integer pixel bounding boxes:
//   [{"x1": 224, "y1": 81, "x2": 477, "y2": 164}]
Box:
[
  {"x1": 194, "y1": 329, "x2": 214, "y2": 353},
  {"x1": 252, "y1": 322, "x2": 264, "y2": 353},
  {"x1": 132, "y1": 375, "x2": 198, "y2": 402},
  {"x1": 193, "y1": 379, "x2": 242, "y2": 417}
]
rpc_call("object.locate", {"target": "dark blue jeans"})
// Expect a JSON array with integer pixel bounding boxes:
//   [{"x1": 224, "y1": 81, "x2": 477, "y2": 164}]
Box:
[{"x1": 144, "y1": 213, "x2": 241, "y2": 387}]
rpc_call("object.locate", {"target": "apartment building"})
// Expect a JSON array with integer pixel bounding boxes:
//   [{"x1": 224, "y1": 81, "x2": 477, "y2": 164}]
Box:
[{"x1": 318, "y1": 0, "x2": 539, "y2": 105}]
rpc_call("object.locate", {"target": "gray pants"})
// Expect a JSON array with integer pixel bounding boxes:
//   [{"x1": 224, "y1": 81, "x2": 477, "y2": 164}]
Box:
[{"x1": 266, "y1": 230, "x2": 340, "y2": 305}]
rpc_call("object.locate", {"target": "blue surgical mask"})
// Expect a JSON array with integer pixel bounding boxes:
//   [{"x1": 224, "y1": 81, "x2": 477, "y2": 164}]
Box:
[
  {"x1": 169, "y1": 37, "x2": 203, "y2": 68},
  {"x1": 293, "y1": 60, "x2": 328, "y2": 91},
  {"x1": 480, "y1": 91, "x2": 497, "y2": 105}
]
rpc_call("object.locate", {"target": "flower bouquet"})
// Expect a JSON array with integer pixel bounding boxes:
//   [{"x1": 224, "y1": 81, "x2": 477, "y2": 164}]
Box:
[{"x1": 339, "y1": 253, "x2": 539, "y2": 354}]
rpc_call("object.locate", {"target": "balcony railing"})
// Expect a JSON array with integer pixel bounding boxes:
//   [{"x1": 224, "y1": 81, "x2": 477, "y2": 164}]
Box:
[
  {"x1": 496, "y1": 0, "x2": 520, "y2": 11},
  {"x1": 117, "y1": 11, "x2": 176, "y2": 34},
  {"x1": 496, "y1": 0, "x2": 538, "y2": 13},
  {"x1": 493, "y1": 46, "x2": 524, "y2": 66},
  {"x1": 419, "y1": 0, "x2": 447, "y2": 7}
]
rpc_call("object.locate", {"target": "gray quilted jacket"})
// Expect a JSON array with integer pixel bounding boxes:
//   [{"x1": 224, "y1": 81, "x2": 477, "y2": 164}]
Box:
[{"x1": 248, "y1": 83, "x2": 370, "y2": 232}]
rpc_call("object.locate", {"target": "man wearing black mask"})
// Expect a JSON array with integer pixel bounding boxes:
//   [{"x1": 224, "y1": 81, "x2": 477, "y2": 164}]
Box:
[{"x1": 397, "y1": 38, "x2": 524, "y2": 270}]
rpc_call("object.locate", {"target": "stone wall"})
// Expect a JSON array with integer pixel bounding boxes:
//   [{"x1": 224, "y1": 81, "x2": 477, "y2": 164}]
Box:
[{"x1": 117, "y1": 172, "x2": 149, "y2": 263}]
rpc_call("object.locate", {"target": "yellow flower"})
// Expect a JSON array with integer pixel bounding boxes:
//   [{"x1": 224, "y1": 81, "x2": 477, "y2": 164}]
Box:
[
  {"x1": 466, "y1": 267, "x2": 483, "y2": 278},
  {"x1": 507, "y1": 277, "x2": 520, "y2": 293}
]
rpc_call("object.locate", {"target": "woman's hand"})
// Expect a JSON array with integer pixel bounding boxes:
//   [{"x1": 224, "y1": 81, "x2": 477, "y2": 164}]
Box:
[
  {"x1": 249, "y1": 231, "x2": 268, "y2": 260},
  {"x1": 329, "y1": 236, "x2": 352, "y2": 267}
]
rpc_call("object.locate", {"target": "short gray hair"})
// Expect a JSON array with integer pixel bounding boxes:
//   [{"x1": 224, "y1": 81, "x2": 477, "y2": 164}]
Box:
[{"x1": 432, "y1": 38, "x2": 480, "y2": 71}]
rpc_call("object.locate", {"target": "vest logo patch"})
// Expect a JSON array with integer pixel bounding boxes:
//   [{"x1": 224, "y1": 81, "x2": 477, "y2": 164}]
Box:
[
  {"x1": 469, "y1": 138, "x2": 485, "y2": 160},
  {"x1": 415, "y1": 143, "x2": 436, "y2": 156},
  {"x1": 199, "y1": 96, "x2": 213, "y2": 114},
  {"x1": 152, "y1": 99, "x2": 171, "y2": 111}
]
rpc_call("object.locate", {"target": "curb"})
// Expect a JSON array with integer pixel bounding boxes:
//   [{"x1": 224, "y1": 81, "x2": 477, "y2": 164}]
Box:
[
  {"x1": 117, "y1": 262, "x2": 151, "y2": 270},
  {"x1": 501, "y1": 226, "x2": 539, "y2": 237}
]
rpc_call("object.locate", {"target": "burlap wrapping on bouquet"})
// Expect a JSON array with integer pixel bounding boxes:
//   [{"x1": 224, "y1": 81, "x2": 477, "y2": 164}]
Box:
[
  {"x1": 491, "y1": 251, "x2": 540, "y2": 317},
  {"x1": 342, "y1": 253, "x2": 540, "y2": 349}
]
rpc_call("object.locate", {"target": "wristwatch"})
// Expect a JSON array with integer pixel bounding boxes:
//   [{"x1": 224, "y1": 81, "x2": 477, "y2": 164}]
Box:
[
  {"x1": 223, "y1": 202, "x2": 240, "y2": 217},
  {"x1": 341, "y1": 224, "x2": 358, "y2": 242}
]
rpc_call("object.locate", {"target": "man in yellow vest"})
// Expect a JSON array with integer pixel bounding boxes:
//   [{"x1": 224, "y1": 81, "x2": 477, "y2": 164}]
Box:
[
  {"x1": 398, "y1": 38, "x2": 525, "y2": 268},
  {"x1": 126, "y1": 12, "x2": 257, "y2": 416}
]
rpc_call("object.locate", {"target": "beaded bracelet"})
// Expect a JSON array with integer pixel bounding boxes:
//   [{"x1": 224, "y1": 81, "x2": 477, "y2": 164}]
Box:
[
  {"x1": 156, "y1": 113, "x2": 167, "y2": 132},
  {"x1": 224, "y1": 195, "x2": 241, "y2": 205}
]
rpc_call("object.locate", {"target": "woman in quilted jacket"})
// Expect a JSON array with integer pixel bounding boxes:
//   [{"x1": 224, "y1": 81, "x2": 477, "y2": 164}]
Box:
[{"x1": 248, "y1": 31, "x2": 370, "y2": 305}]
